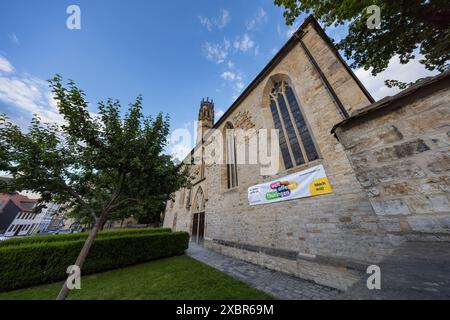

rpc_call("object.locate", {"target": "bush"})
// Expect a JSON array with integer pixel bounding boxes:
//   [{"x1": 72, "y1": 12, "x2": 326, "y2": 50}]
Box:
[
  {"x1": 0, "y1": 227, "x2": 172, "y2": 248},
  {"x1": 0, "y1": 231, "x2": 189, "y2": 292}
]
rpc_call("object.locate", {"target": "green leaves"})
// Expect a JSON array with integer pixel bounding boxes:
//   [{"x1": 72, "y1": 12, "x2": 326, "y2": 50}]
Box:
[
  {"x1": 274, "y1": 0, "x2": 450, "y2": 75},
  {"x1": 0, "y1": 230, "x2": 188, "y2": 292},
  {"x1": 0, "y1": 76, "x2": 187, "y2": 223}
]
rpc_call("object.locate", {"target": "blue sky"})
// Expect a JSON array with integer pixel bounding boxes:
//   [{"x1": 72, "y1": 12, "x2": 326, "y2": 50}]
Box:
[{"x1": 0, "y1": 0, "x2": 439, "y2": 159}]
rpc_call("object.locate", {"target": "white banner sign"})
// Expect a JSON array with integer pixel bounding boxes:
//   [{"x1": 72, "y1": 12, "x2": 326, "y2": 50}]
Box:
[{"x1": 248, "y1": 165, "x2": 333, "y2": 206}]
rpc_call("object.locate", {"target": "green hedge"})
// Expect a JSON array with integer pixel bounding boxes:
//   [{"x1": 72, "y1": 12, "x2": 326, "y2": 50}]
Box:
[
  {"x1": 0, "y1": 231, "x2": 189, "y2": 292},
  {"x1": 0, "y1": 227, "x2": 172, "y2": 248}
]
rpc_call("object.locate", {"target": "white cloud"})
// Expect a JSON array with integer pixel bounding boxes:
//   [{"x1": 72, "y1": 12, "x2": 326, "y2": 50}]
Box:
[
  {"x1": 198, "y1": 16, "x2": 213, "y2": 32},
  {"x1": 198, "y1": 9, "x2": 230, "y2": 31},
  {"x1": 220, "y1": 70, "x2": 245, "y2": 99},
  {"x1": 203, "y1": 39, "x2": 231, "y2": 64},
  {"x1": 9, "y1": 33, "x2": 20, "y2": 45},
  {"x1": 246, "y1": 8, "x2": 268, "y2": 30},
  {"x1": 276, "y1": 24, "x2": 283, "y2": 38},
  {"x1": 355, "y1": 52, "x2": 440, "y2": 101},
  {"x1": 216, "y1": 109, "x2": 225, "y2": 120},
  {"x1": 168, "y1": 123, "x2": 196, "y2": 162},
  {"x1": 254, "y1": 46, "x2": 260, "y2": 56},
  {"x1": 221, "y1": 71, "x2": 237, "y2": 81},
  {"x1": 217, "y1": 9, "x2": 231, "y2": 29},
  {"x1": 169, "y1": 142, "x2": 192, "y2": 163},
  {"x1": 0, "y1": 55, "x2": 64, "y2": 126},
  {"x1": 227, "y1": 61, "x2": 235, "y2": 69},
  {"x1": 233, "y1": 34, "x2": 255, "y2": 53},
  {"x1": 286, "y1": 24, "x2": 300, "y2": 38},
  {"x1": 0, "y1": 55, "x2": 15, "y2": 73},
  {"x1": 0, "y1": 75, "x2": 64, "y2": 125}
]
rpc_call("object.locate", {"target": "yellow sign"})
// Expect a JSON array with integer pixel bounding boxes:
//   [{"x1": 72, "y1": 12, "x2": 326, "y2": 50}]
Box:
[{"x1": 309, "y1": 177, "x2": 333, "y2": 196}]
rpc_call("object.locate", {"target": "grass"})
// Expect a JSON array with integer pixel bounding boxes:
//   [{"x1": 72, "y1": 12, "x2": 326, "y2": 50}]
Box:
[{"x1": 0, "y1": 255, "x2": 273, "y2": 300}]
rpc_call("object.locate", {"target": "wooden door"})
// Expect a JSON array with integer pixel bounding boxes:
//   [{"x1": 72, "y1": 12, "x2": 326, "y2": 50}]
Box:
[
  {"x1": 198, "y1": 212, "x2": 205, "y2": 243},
  {"x1": 192, "y1": 213, "x2": 199, "y2": 242}
]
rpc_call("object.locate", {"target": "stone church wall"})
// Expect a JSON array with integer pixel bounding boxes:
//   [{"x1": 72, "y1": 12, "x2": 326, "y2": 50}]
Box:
[
  {"x1": 163, "y1": 18, "x2": 449, "y2": 291},
  {"x1": 334, "y1": 74, "x2": 450, "y2": 243},
  {"x1": 201, "y1": 23, "x2": 393, "y2": 291}
]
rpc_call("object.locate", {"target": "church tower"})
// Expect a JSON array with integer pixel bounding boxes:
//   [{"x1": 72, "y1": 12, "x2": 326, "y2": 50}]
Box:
[{"x1": 197, "y1": 97, "x2": 214, "y2": 144}]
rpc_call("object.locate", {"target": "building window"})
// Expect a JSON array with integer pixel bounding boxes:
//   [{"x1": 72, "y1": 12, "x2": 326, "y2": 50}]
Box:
[
  {"x1": 200, "y1": 160, "x2": 205, "y2": 180},
  {"x1": 179, "y1": 189, "x2": 185, "y2": 208},
  {"x1": 8, "y1": 224, "x2": 15, "y2": 232},
  {"x1": 172, "y1": 212, "x2": 178, "y2": 230},
  {"x1": 225, "y1": 122, "x2": 238, "y2": 189},
  {"x1": 186, "y1": 187, "x2": 192, "y2": 209},
  {"x1": 269, "y1": 81, "x2": 319, "y2": 169}
]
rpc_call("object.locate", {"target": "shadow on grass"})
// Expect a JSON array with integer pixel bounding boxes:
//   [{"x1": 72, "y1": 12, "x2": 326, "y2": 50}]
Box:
[{"x1": 0, "y1": 255, "x2": 274, "y2": 300}]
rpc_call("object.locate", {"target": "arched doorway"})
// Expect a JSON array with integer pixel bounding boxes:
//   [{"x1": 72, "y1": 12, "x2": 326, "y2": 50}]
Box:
[{"x1": 191, "y1": 187, "x2": 205, "y2": 244}]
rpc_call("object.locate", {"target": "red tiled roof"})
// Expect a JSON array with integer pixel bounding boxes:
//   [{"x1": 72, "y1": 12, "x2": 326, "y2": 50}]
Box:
[{"x1": 0, "y1": 193, "x2": 37, "y2": 212}]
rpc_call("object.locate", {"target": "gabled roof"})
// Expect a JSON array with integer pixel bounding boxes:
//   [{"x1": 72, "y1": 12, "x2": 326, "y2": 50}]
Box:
[
  {"x1": 184, "y1": 15, "x2": 373, "y2": 162},
  {"x1": 0, "y1": 193, "x2": 37, "y2": 212},
  {"x1": 331, "y1": 70, "x2": 450, "y2": 133},
  {"x1": 212, "y1": 15, "x2": 374, "y2": 130}
]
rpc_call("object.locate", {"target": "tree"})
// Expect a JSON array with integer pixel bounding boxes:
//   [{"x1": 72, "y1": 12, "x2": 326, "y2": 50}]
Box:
[
  {"x1": 274, "y1": 0, "x2": 450, "y2": 80},
  {"x1": 108, "y1": 198, "x2": 165, "y2": 227},
  {"x1": 0, "y1": 75, "x2": 187, "y2": 300}
]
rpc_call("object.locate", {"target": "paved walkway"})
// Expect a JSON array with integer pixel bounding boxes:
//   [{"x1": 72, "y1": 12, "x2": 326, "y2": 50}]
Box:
[
  {"x1": 188, "y1": 241, "x2": 450, "y2": 300},
  {"x1": 187, "y1": 243, "x2": 341, "y2": 300},
  {"x1": 340, "y1": 241, "x2": 450, "y2": 300}
]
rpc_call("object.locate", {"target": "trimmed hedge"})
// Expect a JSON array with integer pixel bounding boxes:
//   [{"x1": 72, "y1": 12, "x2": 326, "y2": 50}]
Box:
[
  {"x1": 0, "y1": 227, "x2": 172, "y2": 248},
  {"x1": 0, "y1": 231, "x2": 189, "y2": 292}
]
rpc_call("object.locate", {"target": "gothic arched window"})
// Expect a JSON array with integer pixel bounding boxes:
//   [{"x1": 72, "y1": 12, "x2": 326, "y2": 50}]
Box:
[
  {"x1": 193, "y1": 187, "x2": 205, "y2": 213},
  {"x1": 225, "y1": 122, "x2": 238, "y2": 189},
  {"x1": 269, "y1": 81, "x2": 318, "y2": 169},
  {"x1": 179, "y1": 189, "x2": 185, "y2": 208}
]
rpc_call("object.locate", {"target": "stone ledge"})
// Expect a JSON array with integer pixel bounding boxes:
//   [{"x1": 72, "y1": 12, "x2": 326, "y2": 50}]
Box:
[{"x1": 212, "y1": 238, "x2": 369, "y2": 272}]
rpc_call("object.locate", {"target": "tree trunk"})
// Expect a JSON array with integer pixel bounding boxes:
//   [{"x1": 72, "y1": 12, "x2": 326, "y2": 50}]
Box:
[
  {"x1": 99, "y1": 219, "x2": 108, "y2": 231},
  {"x1": 56, "y1": 212, "x2": 107, "y2": 300}
]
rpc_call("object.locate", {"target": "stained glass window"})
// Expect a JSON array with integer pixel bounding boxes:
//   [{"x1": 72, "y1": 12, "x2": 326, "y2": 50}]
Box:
[
  {"x1": 225, "y1": 122, "x2": 238, "y2": 189},
  {"x1": 269, "y1": 81, "x2": 319, "y2": 169}
]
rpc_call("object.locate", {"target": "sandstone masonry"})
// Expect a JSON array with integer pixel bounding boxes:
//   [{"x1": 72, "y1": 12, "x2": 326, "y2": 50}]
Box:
[
  {"x1": 163, "y1": 16, "x2": 450, "y2": 290},
  {"x1": 333, "y1": 71, "x2": 450, "y2": 243}
]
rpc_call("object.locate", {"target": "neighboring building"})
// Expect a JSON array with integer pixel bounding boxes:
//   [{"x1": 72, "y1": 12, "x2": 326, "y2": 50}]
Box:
[
  {"x1": 0, "y1": 193, "x2": 38, "y2": 236},
  {"x1": 0, "y1": 175, "x2": 66, "y2": 235},
  {"x1": 163, "y1": 16, "x2": 450, "y2": 290},
  {"x1": 0, "y1": 197, "x2": 21, "y2": 235},
  {"x1": 31, "y1": 202, "x2": 62, "y2": 233},
  {"x1": 47, "y1": 214, "x2": 66, "y2": 231}
]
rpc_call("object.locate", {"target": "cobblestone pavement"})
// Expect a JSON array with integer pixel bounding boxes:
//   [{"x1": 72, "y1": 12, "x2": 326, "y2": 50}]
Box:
[
  {"x1": 340, "y1": 241, "x2": 450, "y2": 300},
  {"x1": 187, "y1": 243, "x2": 341, "y2": 300},
  {"x1": 188, "y1": 241, "x2": 450, "y2": 300}
]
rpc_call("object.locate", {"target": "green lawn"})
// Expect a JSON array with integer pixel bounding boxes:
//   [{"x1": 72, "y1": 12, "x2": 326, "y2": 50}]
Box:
[{"x1": 0, "y1": 255, "x2": 273, "y2": 300}]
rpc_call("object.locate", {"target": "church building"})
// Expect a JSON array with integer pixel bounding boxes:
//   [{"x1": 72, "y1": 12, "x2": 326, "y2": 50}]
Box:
[{"x1": 163, "y1": 16, "x2": 450, "y2": 290}]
